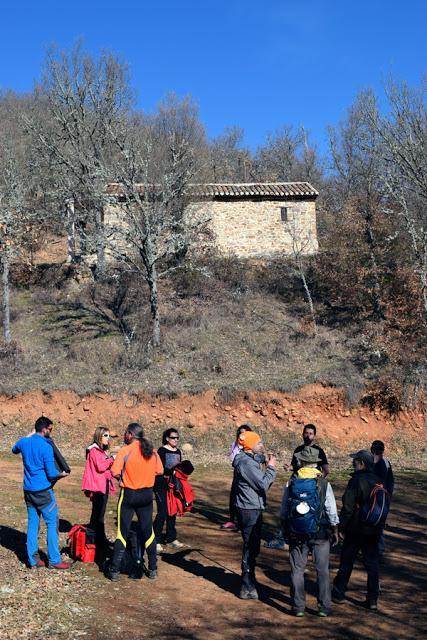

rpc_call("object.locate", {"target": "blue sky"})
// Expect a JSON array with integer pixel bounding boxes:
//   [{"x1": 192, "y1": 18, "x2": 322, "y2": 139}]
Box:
[{"x1": 0, "y1": 0, "x2": 425, "y2": 153}]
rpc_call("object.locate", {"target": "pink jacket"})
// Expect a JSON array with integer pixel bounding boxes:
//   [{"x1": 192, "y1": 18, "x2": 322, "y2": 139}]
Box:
[{"x1": 81, "y1": 444, "x2": 116, "y2": 495}]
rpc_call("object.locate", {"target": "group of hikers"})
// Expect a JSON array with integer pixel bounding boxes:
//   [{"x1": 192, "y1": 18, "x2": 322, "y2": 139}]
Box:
[{"x1": 12, "y1": 418, "x2": 394, "y2": 617}]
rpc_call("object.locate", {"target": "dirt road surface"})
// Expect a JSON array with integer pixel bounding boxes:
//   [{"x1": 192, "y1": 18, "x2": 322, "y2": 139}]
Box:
[{"x1": 0, "y1": 458, "x2": 426, "y2": 640}]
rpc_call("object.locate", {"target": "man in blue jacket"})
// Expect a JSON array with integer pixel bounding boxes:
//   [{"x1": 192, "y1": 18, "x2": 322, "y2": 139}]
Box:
[
  {"x1": 12, "y1": 416, "x2": 70, "y2": 570},
  {"x1": 233, "y1": 431, "x2": 276, "y2": 600}
]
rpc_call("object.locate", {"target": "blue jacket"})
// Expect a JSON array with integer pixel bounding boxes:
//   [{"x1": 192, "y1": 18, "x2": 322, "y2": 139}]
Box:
[{"x1": 12, "y1": 434, "x2": 59, "y2": 492}]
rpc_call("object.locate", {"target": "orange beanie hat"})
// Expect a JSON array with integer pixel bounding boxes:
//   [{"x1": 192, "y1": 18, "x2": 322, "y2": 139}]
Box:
[{"x1": 238, "y1": 431, "x2": 261, "y2": 451}]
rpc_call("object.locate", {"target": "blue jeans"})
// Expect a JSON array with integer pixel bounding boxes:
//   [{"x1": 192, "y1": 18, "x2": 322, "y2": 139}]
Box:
[{"x1": 24, "y1": 488, "x2": 61, "y2": 566}]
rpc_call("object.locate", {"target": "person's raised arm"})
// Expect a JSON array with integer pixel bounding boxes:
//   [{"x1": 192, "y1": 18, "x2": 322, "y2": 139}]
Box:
[
  {"x1": 91, "y1": 448, "x2": 114, "y2": 473},
  {"x1": 241, "y1": 455, "x2": 276, "y2": 492},
  {"x1": 11, "y1": 438, "x2": 22, "y2": 455}
]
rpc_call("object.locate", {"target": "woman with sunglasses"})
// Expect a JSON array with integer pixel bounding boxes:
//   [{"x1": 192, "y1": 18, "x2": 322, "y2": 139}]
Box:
[
  {"x1": 153, "y1": 428, "x2": 183, "y2": 552},
  {"x1": 82, "y1": 426, "x2": 116, "y2": 558}
]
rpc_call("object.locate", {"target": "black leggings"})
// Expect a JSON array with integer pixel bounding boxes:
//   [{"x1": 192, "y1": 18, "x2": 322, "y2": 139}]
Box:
[
  {"x1": 111, "y1": 488, "x2": 156, "y2": 572},
  {"x1": 153, "y1": 485, "x2": 177, "y2": 544},
  {"x1": 89, "y1": 488, "x2": 109, "y2": 547}
]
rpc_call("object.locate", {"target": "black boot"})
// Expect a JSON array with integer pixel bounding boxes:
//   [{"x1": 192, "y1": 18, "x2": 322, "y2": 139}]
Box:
[{"x1": 239, "y1": 572, "x2": 258, "y2": 600}]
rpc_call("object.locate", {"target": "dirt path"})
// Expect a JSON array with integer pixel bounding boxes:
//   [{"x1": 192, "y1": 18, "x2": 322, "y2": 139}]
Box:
[{"x1": 1, "y1": 458, "x2": 426, "y2": 640}]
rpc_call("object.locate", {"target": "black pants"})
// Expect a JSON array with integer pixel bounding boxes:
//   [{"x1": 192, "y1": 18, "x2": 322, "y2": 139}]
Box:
[
  {"x1": 111, "y1": 488, "x2": 156, "y2": 572},
  {"x1": 236, "y1": 508, "x2": 262, "y2": 588},
  {"x1": 333, "y1": 532, "x2": 381, "y2": 602},
  {"x1": 153, "y1": 486, "x2": 177, "y2": 544},
  {"x1": 89, "y1": 489, "x2": 109, "y2": 548}
]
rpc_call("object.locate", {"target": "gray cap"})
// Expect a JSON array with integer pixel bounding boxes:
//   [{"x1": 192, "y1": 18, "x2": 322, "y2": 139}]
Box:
[
  {"x1": 295, "y1": 446, "x2": 322, "y2": 464},
  {"x1": 350, "y1": 449, "x2": 374, "y2": 467}
]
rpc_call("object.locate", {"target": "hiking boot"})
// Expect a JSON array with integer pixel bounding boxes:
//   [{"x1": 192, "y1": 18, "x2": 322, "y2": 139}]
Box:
[
  {"x1": 147, "y1": 569, "x2": 158, "y2": 580},
  {"x1": 29, "y1": 559, "x2": 46, "y2": 569},
  {"x1": 294, "y1": 611, "x2": 305, "y2": 618},
  {"x1": 365, "y1": 600, "x2": 378, "y2": 611},
  {"x1": 221, "y1": 521, "x2": 238, "y2": 530},
  {"x1": 169, "y1": 539, "x2": 184, "y2": 549},
  {"x1": 318, "y1": 609, "x2": 330, "y2": 617},
  {"x1": 129, "y1": 563, "x2": 144, "y2": 580},
  {"x1": 156, "y1": 543, "x2": 164, "y2": 554},
  {"x1": 106, "y1": 568, "x2": 120, "y2": 581},
  {"x1": 239, "y1": 586, "x2": 259, "y2": 600},
  {"x1": 332, "y1": 589, "x2": 345, "y2": 604},
  {"x1": 47, "y1": 562, "x2": 71, "y2": 570},
  {"x1": 263, "y1": 538, "x2": 286, "y2": 549}
]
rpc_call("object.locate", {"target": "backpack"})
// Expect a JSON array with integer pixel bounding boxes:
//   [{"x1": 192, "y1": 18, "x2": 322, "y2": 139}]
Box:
[
  {"x1": 68, "y1": 524, "x2": 96, "y2": 563},
  {"x1": 359, "y1": 483, "x2": 390, "y2": 526},
  {"x1": 286, "y1": 477, "x2": 325, "y2": 537}
]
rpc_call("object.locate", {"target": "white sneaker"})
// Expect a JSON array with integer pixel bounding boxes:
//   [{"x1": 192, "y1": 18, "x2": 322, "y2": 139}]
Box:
[
  {"x1": 170, "y1": 539, "x2": 184, "y2": 548},
  {"x1": 156, "y1": 543, "x2": 164, "y2": 554}
]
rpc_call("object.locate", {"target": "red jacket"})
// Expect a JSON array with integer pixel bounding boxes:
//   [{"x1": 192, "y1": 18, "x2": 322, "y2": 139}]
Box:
[
  {"x1": 167, "y1": 468, "x2": 195, "y2": 517},
  {"x1": 81, "y1": 444, "x2": 116, "y2": 495}
]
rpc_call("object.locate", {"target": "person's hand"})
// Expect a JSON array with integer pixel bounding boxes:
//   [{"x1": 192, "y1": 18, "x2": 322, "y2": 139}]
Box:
[
  {"x1": 59, "y1": 471, "x2": 69, "y2": 477},
  {"x1": 338, "y1": 531, "x2": 345, "y2": 542},
  {"x1": 267, "y1": 453, "x2": 277, "y2": 468},
  {"x1": 331, "y1": 531, "x2": 339, "y2": 547}
]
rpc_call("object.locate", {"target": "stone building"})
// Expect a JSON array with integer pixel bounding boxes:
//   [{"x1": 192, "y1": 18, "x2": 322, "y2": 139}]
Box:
[
  {"x1": 103, "y1": 181, "x2": 319, "y2": 260},
  {"x1": 187, "y1": 182, "x2": 319, "y2": 258}
]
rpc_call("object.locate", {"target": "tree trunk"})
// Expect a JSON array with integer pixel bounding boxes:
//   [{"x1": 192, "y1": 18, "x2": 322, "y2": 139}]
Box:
[
  {"x1": 2, "y1": 252, "x2": 11, "y2": 343},
  {"x1": 66, "y1": 199, "x2": 76, "y2": 264},
  {"x1": 363, "y1": 190, "x2": 385, "y2": 319},
  {"x1": 148, "y1": 263, "x2": 161, "y2": 347},
  {"x1": 94, "y1": 207, "x2": 105, "y2": 278},
  {"x1": 299, "y1": 266, "x2": 317, "y2": 335},
  {"x1": 77, "y1": 220, "x2": 88, "y2": 258}
]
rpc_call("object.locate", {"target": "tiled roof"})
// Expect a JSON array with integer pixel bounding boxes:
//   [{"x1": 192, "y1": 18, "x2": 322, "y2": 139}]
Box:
[
  {"x1": 189, "y1": 182, "x2": 318, "y2": 198},
  {"x1": 106, "y1": 182, "x2": 318, "y2": 199}
]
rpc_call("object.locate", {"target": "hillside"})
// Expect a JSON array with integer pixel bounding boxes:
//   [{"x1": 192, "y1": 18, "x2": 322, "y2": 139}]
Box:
[{"x1": 0, "y1": 240, "x2": 425, "y2": 465}]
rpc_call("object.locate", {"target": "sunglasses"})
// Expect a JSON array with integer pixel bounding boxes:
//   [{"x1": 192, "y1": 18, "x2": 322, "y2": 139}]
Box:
[{"x1": 168, "y1": 436, "x2": 179, "y2": 440}]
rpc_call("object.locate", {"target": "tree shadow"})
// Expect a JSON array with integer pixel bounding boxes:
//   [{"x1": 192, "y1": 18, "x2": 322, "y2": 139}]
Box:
[{"x1": 161, "y1": 548, "x2": 293, "y2": 614}]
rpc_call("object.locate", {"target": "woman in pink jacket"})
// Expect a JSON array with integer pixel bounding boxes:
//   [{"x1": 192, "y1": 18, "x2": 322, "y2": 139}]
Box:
[{"x1": 82, "y1": 426, "x2": 116, "y2": 555}]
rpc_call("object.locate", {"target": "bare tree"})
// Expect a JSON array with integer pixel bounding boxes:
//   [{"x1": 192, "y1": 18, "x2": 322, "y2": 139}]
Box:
[
  {"x1": 362, "y1": 80, "x2": 427, "y2": 318},
  {"x1": 25, "y1": 42, "x2": 132, "y2": 276},
  {"x1": 285, "y1": 215, "x2": 317, "y2": 333},
  {"x1": 329, "y1": 91, "x2": 386, "y2": 319},
  {"x1": 207, "y1": 127, "x2": 253, "y2": 182},
  {"x1": 0, "y1": 147, "x2": 32, "y2": 342},
  {"x1": 106, "y1": 95, "x2": 209, "y2": 347}
]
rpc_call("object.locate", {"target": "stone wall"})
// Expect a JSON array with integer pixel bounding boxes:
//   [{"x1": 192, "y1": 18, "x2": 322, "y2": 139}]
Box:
[
  {"x1": 104, "y1": 197, "x2": 318, "y2": 260},
  {"x1": 190, "y1": 198, "x2": 318, "y2": 257}
]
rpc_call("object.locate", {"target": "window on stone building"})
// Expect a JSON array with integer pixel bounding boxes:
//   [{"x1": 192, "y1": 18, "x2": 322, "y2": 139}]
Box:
[{"x1": 280, "y1": 207, "x2": 288, "y2": 222}]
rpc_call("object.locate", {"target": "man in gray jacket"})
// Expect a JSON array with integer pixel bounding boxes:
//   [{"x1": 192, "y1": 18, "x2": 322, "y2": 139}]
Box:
[{"x1": 233, "y1": 430, "x2": 276, "y2": 599}]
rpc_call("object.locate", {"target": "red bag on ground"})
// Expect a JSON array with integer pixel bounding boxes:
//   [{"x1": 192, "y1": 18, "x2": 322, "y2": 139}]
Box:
[{"x1": 68, "y1": 524, "x2": 96, "y2": 562}]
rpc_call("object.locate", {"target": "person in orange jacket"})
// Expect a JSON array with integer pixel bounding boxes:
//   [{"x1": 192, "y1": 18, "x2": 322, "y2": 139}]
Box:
[{"x1": 106, "y1": 423, "x2": 163, "y2": 581}]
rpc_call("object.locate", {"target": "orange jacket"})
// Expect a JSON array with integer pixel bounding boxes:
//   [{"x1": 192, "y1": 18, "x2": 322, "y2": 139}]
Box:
[{"x1": 112, "y1": 441, "x2": 163, "y2": 489}]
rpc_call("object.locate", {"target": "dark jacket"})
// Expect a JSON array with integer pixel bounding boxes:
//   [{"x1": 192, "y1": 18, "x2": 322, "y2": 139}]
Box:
[
  {"x1": 45, "y1": 437, "x2": 71, "y2": 474},
  {"x1": 374, "y1": 458, "x2": 394, "y2": 497},
  {"x1": 339, "y1": 469, "x2": 382, "y2": 536},
  {"x1": 232, "y1": 451, "x2": 276, "y2": 510}
]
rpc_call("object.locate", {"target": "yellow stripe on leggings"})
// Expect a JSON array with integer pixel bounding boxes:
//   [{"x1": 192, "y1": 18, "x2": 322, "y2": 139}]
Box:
[
  {"x1": 145, "y1": 529, "x2": 155, "y2": 548},
  {"x1": 116, "y1": 490, "x2": 127, "y2": 547}
]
